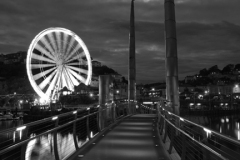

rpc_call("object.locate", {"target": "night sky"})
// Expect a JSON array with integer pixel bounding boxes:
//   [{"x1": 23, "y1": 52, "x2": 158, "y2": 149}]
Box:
[{"x1": 1, "y1": 0, "x2": 240, "y2": 84}]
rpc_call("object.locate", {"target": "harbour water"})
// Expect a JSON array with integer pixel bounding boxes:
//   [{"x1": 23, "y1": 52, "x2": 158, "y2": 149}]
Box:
[{"x1": 183, "y1": 114, "x2": 240, "y2": 140}]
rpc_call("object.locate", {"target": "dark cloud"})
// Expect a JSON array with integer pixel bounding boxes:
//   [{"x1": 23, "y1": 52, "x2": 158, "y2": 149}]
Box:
[{"x1": 0, "y1": 0, "x2": 240, "y2": 83}]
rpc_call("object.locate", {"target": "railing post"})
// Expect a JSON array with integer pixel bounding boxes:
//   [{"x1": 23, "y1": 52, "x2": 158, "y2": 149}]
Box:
[
  {"x1": 168, "y1": 123, "x2": 175, "y2": 154},
  {"x1": 20, "y1": 127, "x2": 29, "y2": 160},
  {"x1": 86, "y1": 108, "x2": 91, "y2": 140},
  {"x1": 112, "y1": 102, "x2": 116, "y2": 122},
  {"x1": 97, "y1": 106, "x2": 101, "y2": 132},
  {"x1": 53, "y1": 118, "x2": 60, "y2": 160},
  {"x1": 163, "y1": 121, "x2": 168, "y2": 143},
  {"x1": 159, "y1": 116, "x2": 164, "y2": 135},
  {"x1": 73, "y1": 112, "x2": 79, "y2": 150},
  {"x1": 181, "y1": 134, "x2": 186, "y2": 160}
]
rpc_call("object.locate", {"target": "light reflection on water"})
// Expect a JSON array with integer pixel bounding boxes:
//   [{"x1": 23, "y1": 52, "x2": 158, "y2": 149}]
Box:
[
  {"x1": 183, "y1": 114, "x2": 240, "y2": 140},
  {"x1": 0, "y1": 120, "x2": 87, "y2": 160},
  {"x1": 25, "y1": 133, "x2": 83, "y2": 160}
]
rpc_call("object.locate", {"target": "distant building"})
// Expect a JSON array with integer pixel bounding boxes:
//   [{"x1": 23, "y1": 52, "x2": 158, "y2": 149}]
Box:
[
  {"x1": 184, "y1": 76, "x2": 195, "y2": 83},
  {"x1": 92, "y1": 60, "x2": 101, "y2": 67},
  {"x1": 90, "y1": 75, "x2": 99, "y2": 88}
]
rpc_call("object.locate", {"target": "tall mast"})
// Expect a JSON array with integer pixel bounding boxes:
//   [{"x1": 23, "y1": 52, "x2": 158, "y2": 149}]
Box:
[
  {"x1": 164, "y1": 0, "x2": 179, "y2": 115},
  {"x1": 128, "y1": 0, "x2": 136, "y2": 114}
]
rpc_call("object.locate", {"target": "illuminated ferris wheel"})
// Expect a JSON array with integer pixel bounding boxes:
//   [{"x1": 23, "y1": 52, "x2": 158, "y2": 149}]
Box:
[{"x1": 26, "y1": 27, "x2": 92, "y2": 100}]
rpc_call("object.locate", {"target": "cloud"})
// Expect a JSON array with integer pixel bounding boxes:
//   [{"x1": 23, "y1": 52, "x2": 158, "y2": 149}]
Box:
[{"x1": 0, "y1": 0, "x2": 240, "y2": 84}]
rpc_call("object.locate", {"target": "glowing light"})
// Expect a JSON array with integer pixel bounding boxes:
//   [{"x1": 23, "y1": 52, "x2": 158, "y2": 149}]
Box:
[
  {"x1": 73, "y1": 111, "x2": 77, "y2": 114},
  {"x1": 226, "y1": 118, "x2": 229, "y2": 123},
  {"x1": 39, "y1": 97, "x2": 46, "y2": 104},
  {"x1": 221, "y1": 118, "x2": 225, "y2": 123},
  {"x1": 16, "y1": 126, "x2": 26, "y2": 131},
  {"x1": 180, "y1": 118, "x2": 184, "y2": 121},
  {"x1": 86, "y1": 107, "x2": 90, "y2": 110},
  {"x1": 116, "y1": 90, "x2": 119, "y2": 94},
  {"x1": 168, "y1": 112, "x2": 171, "y2": 115},
  {"x1": 90, "y1": 131, "x2": 93, "y2": 138},
  {"x1": 189, "y1": 103, "x2": 194, "y2": 106},
  {"x1": 204, "y1": 128, "x2": 211, "y2": 134},
  {"x1": 52, "y1": 116, "x2": 58, "y2": 120},
  {"x1": 90, "y1": 93, "x2": 93, "y2": 97}
]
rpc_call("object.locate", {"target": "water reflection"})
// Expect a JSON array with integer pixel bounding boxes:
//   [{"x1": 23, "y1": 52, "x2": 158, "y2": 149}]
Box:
[
  {"x1": 184, "y1": 114, "x2": 240, "y2": 140},
  {"x1": 25, "y1": 133, "x2": 85, "y2": 160}
]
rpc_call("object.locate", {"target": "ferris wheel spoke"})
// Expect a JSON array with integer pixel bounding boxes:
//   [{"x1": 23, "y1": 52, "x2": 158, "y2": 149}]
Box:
[
  {"x1": 40, "y1": 37, "x2": 56, "y2": 57},
  {"x1": 47, "y1": 32, "x2": 58, "y2": 53},
  {"x1": 66, "y1": 61, "x2": 87, "y2": 66},
  {"x1": 62, "y1": 33, "x2": 68, "y2": 54},
  {"x1": 67, "y1": 68, "x2": 87, "y2": 84},
  {"x1": 62, "y1": 67, "x2": 74, "y2": 91},
  {"x1": 33, "y1": 67, "x2": 56, "y2": 81},
  {"x1": 32, "y1": 53, "x2": 55, "y2": 64},
  {"x1": 65, "y1": 44, "x2": 82, "y2": 62},
  {"x1": 65, "y1": 68, "x2": 80, "y2": 86},
  {"x1": 35, "y1": 43, "x2": 56, "y2": 61},
  {"x1": 65, "y1": 65, "x2": 88, "y2": 75},
  {"x1": 39, "y1": 70, "x2": 57, "y2": 90},
  {"x1": 31, "y1": 64, "x2": 55, "y2": 69},
  {"x1": 60, "y1": 69, "x2": 69, "y2": 89},
  {"x1": 65, "y1": 52, "x2": 85, "y2": 64},
  {"x1": 45, "y1": 69, "x2": 60, "y2": 97},
  {"x1": 56, "y1": 31, "x2": 62, "y2": 52},
  {"x1": 64, "y1": 36, "x2": 75, "y2": 60}
]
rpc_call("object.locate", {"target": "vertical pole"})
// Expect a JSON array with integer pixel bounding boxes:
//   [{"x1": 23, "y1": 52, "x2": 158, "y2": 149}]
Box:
[
  {"x1": 73, "y1": 112, "x2": 79, "y2": 150},
  {"x1": 128, "y1": 0, "x2": 136, "y2": 115},
  {"x1": 99, "y1": 75, "x2": 112, "y2": 129},
  {"x1": 86, "y1": 109, "x2": 90, "y2": 139},
  {"x1": 53, "y1": 119, "x2": 60, "y2": 160},
  {"x1": 20, "y1": 128, "x2": 29, "y2": 160},
  {"x1": 164, "y1": 0, "x2": 179, "y2": 115}
]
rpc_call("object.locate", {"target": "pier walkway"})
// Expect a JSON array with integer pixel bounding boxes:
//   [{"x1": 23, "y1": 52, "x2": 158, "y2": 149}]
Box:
[{"x1": 69, "y1": 114, "x2": 171, "y2": 160}]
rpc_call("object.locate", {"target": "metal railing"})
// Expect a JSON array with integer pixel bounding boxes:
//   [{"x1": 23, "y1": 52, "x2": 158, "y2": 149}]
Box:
[
  {"x1": 157, "y1": 101, "x2": 240, "y2": 160},
  {"x1": 0, "y1": 102, "x2": 127, "y2": 160}
]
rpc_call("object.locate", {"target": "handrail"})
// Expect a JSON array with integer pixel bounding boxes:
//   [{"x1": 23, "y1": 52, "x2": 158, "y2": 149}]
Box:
[
  {"x1": 0, "y1": 106, "x2": 95, "y2": 135},
  {"x1": 0, "y1": 110, "x2": 100, "y2": 155},
  {"x1": 0, "y1": 101, "x2": 127, "y2": 160},
  {"x1": 164, "y1": 116, "x2": 229, "y2": 160},
  {"x1": 157, "y1": 99, "x2": 240, "y2": 160},
  {"x1": 161, "y1": 105, "x2": 240, "y2": 146}
]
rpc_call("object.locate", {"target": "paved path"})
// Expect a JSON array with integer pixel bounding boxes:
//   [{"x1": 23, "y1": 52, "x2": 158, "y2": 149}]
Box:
[{"x1": 70, "y1": 114, "x2": 171, "y2": 160}]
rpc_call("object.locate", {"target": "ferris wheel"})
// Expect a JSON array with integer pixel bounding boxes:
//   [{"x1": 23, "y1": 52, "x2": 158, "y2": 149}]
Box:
[{"x1": 26, "y1": 27, "x2": 92, "y2": 100}]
